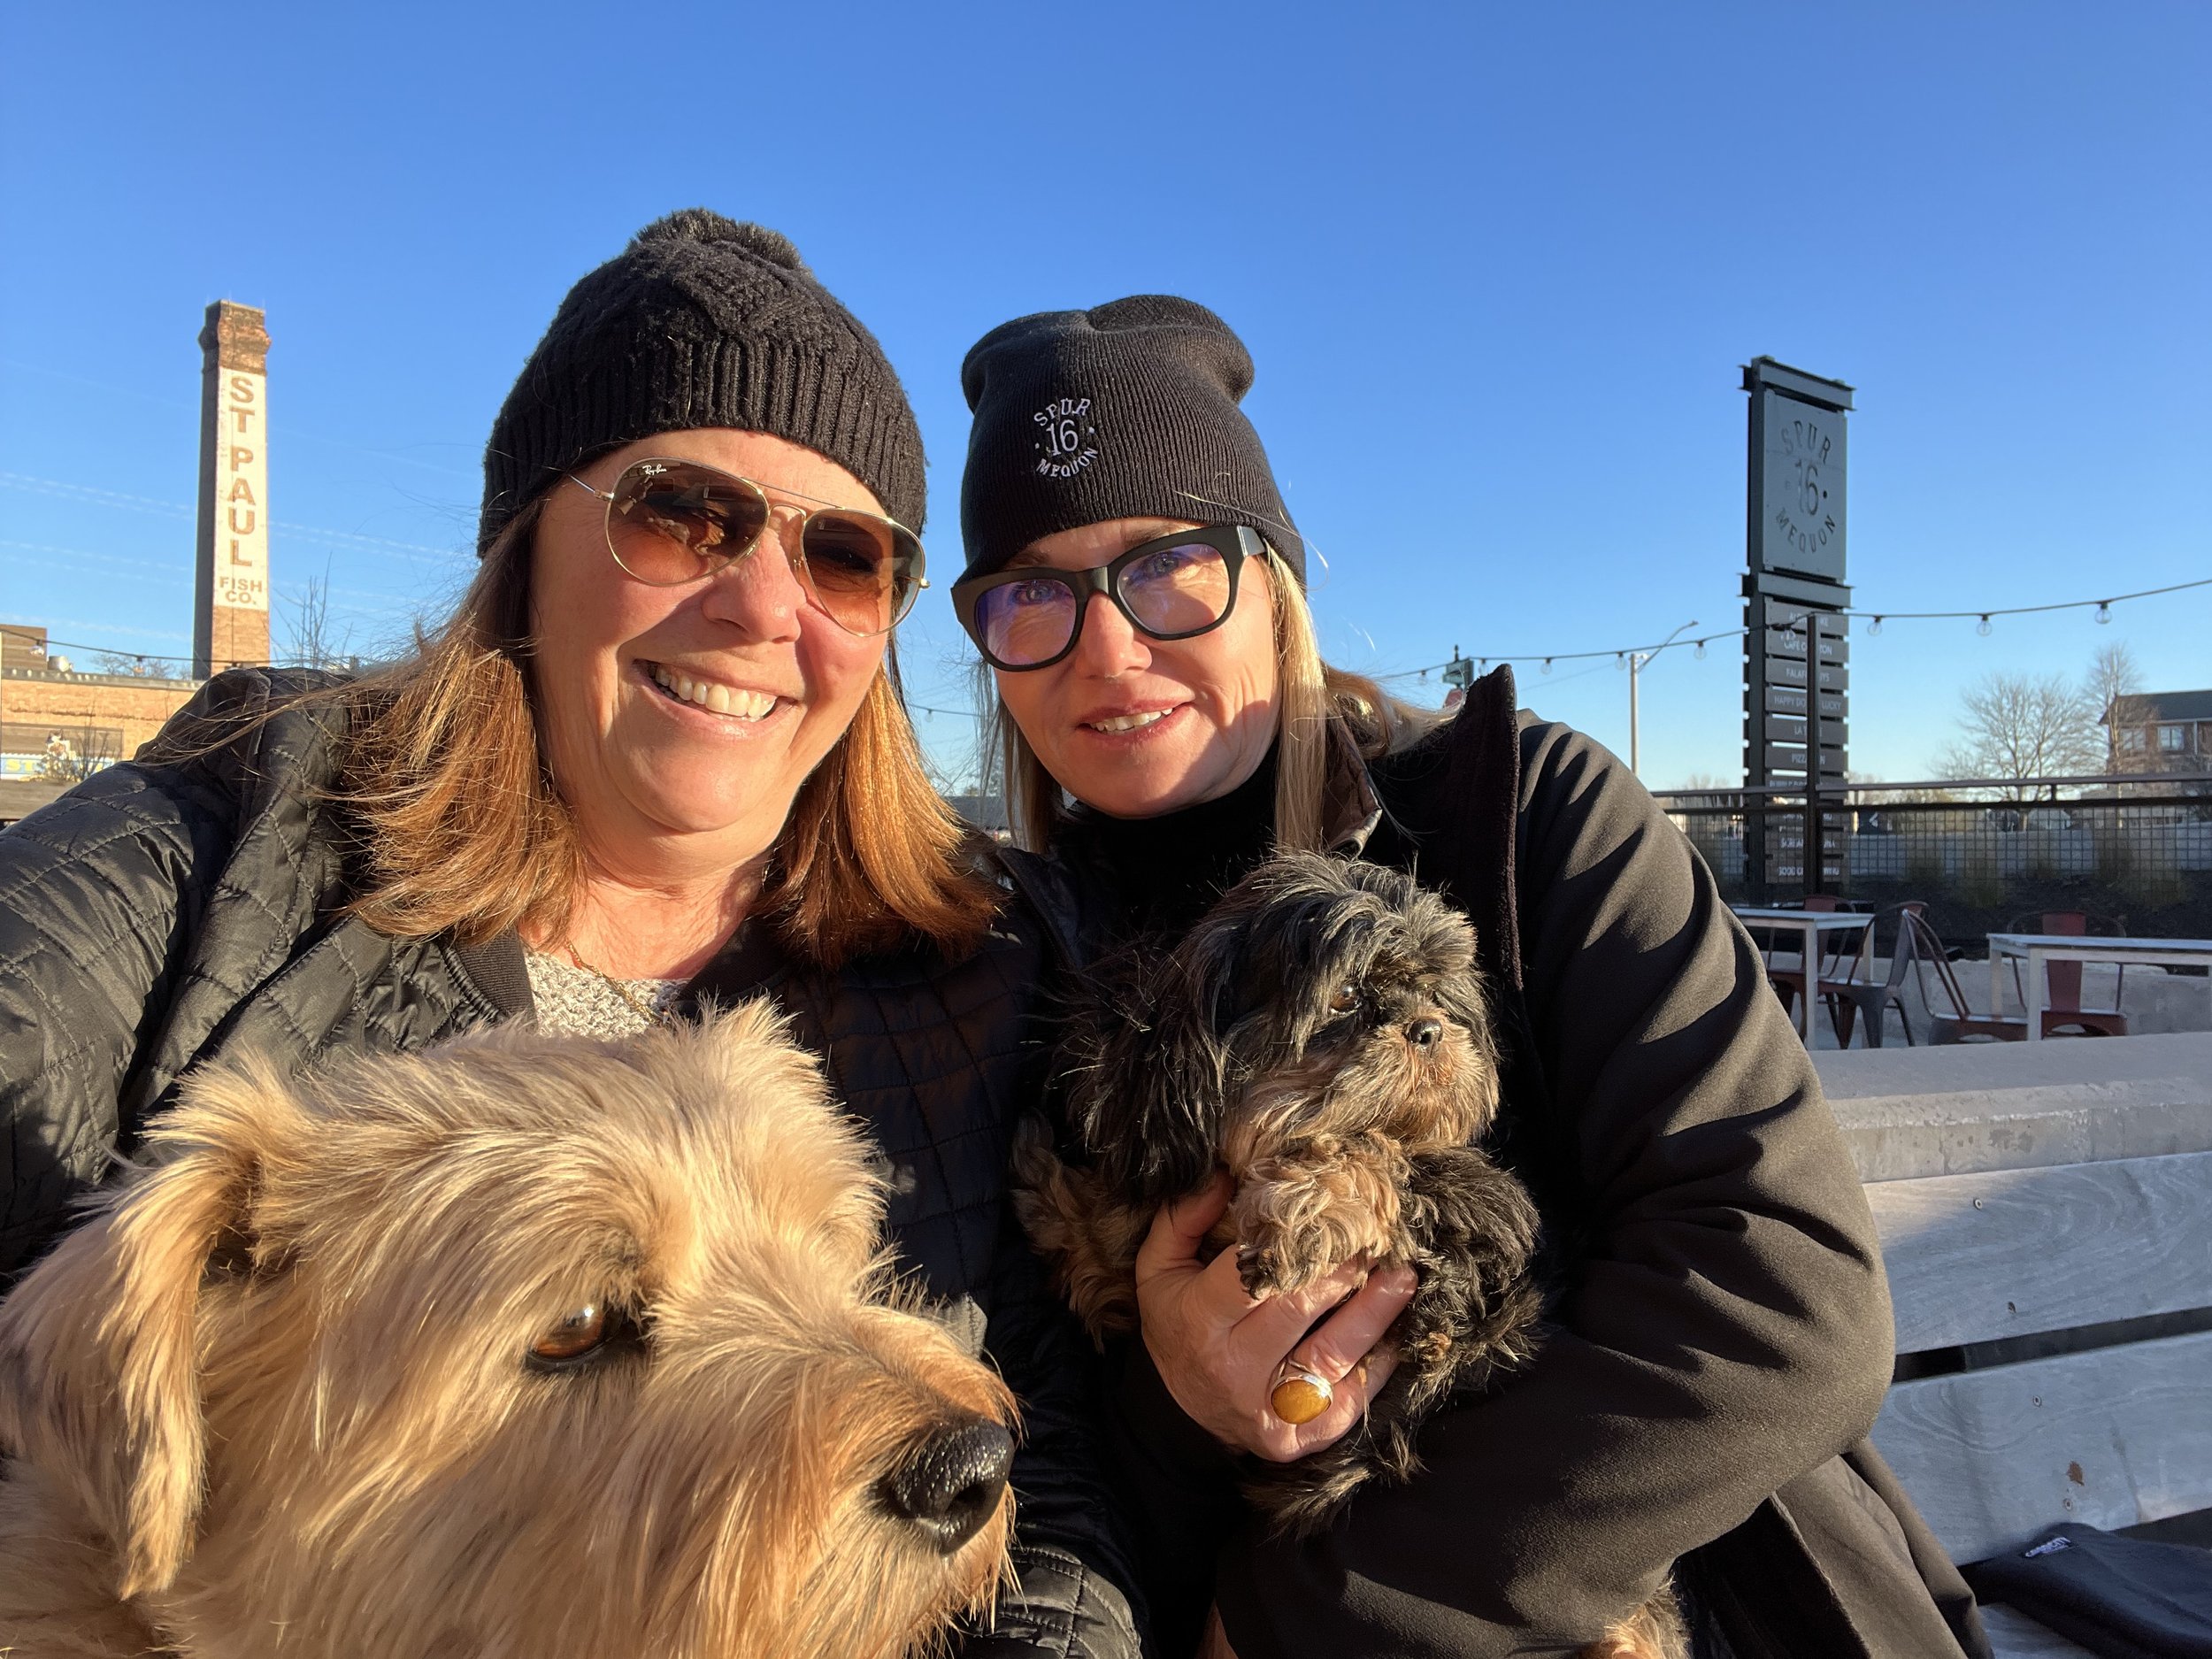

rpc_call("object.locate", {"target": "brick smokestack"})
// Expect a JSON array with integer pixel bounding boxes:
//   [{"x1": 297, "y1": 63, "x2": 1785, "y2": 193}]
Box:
[{"x1": 194, "y1": 301, "x2": 272, "y2": 677}]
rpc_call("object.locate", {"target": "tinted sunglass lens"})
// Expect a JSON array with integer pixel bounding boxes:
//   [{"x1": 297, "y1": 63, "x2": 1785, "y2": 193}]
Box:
[
  {"x1": 608, "y1": 465, "x2": 768, "y2": 584},
  {"x1": 799, "y1": 514, "x2": 911, "y2": 633},
  {"x1": 975, "y1": 577, "x2": 1079, "y2": 667},
  {"x1": 1120, "y1": 541, "x2": 1232, "y2": 636}
]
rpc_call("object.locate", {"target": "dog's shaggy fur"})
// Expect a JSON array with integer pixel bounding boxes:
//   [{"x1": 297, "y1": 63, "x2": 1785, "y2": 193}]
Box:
[
  {"x1": 0, "y1": 1006, "x2": 1016, "y2": 1659},
  {"x1": 1015, "y1": 852, "x2": 1684, "y2": 1659}
]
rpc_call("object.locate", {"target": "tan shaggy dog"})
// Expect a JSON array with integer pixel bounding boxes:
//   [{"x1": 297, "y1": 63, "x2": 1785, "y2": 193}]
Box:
[{"x1": 0, "y1": 1006, "x2": 1016, "y2": 1659}]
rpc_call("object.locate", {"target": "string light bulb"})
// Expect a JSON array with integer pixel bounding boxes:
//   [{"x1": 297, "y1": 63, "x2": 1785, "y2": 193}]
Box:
[
  {"x1": 2096, "y1": 601, "x2": 2112, "y2": 625},
  {"x1": 1694, "y1": 639, "x2": 1707, "y2": 659},
  {"x1": 1867, "y1": 616, "x2": 1883, "y2": 636},
  {"x1": 1977, "y1": 615, "x2": 1993, "y2": 636},
  {"x1": 1616, "y1": 652, "x2": 1627, "y2": 670},
  {"x1": 1541, "y1": 657, "x2": 1553, "y2": 674}
]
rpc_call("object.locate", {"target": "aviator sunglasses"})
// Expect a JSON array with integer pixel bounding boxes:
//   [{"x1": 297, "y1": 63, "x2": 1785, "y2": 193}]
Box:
[
  {"x1": 951, "y1": 523, "x2": 1263, "y2": 672},
  {"x1": 568, "y1": 457, "x2": 926, "y2": 636}
]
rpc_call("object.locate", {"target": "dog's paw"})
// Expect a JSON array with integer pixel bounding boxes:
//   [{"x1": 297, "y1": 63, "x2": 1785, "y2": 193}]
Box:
[
  {"x1": 1237, "y1": 1230, "x2": 1348, "y2": 1300},
  {"x1": 1402, "y1": 1321, "x2": 1455, "y2": 1368},
  {"x1": 1237, "y1": 1240, "x2": 1305, "y2": 1300}
]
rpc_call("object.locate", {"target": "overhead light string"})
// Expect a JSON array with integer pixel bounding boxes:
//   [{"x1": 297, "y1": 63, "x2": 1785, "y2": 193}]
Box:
[{"x1": 1373, "y1": 572, "x2": 2209, "y2": 686}]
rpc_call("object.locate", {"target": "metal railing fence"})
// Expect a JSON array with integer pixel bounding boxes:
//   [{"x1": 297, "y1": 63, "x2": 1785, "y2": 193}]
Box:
[{"x1": 1653, "y1": 776, "x2": 2212, "y2": 949}]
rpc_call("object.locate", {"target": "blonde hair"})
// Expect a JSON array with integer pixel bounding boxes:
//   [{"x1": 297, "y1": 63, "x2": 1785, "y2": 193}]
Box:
[
  {"x1": 184, "y1": 502, "x2": 996, "y2": 970},
  {"x1": 983, "y1": 547, "x2": 1445, "y2": 853}
]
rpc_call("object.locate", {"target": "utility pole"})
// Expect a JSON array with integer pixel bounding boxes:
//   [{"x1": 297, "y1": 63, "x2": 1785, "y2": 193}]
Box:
[{"x1": 1627, "y1": 620, "x2": 1698, "y2": 777}]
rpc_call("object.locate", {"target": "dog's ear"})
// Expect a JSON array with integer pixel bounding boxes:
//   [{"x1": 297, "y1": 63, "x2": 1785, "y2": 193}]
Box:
[
  {"x1": 0, "y1": 1052, "x2": 296, "y2": 1597},
  {"x1": 1071, "y1": 911, "x2": 1248, "y2": 1204}
]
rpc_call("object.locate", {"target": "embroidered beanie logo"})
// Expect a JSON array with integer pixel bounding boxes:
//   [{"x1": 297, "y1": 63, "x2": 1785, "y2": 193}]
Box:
[
  {"x1": 958, "y1": 294, "x2": 1302, "y2": 587},
  {"x1": 1032, "y1": 396, "x2": 1101, "y2": 480}
]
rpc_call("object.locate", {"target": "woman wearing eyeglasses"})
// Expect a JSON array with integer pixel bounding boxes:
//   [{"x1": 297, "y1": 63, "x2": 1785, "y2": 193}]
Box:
[
  {"x1": 0, "y1": 213, "x2": 1143, "y2": 1659},
  {"x1": 954, "y1": 298, "x2": 1989, "y2": 1659}
]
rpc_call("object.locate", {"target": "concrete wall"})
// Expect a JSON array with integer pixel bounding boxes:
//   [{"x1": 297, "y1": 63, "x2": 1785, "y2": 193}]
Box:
[{"x1": 1815, "y1": 1031, "x2": 2212, "y2": 1181}]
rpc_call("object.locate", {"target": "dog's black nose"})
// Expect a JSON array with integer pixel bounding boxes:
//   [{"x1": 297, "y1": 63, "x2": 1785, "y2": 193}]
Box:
[
  {"x1": 881, "y1": 1417, "x2": 1014, "y2": 1553},
  {"x1": 1408, "y1": 1017, "x2": 1444, "y2": 1048}
]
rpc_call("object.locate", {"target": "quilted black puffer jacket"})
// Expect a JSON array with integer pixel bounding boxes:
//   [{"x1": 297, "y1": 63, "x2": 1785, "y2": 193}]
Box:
[{"x1": 0, "y1": 669, "x2": 1141, "y2": 1659}]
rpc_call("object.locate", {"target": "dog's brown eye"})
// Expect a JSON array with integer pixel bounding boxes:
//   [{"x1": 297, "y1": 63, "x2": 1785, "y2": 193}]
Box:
[
  {"x1": 526, "y1": 1302, "x2": 649, "y2": 1374},
  {"x1": 1329, "y1": 984, "x2": 1360, "y2": 1014},
  {"x1": 530, "y1": 1303, "x2": 609, "y2": 1363}
]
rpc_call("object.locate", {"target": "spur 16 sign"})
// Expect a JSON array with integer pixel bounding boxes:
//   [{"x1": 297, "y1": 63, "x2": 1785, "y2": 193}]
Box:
[
  {"x1": 1740, "y1": 357, "x2": 1854, "y2": 785},
  {"x1": 1740, "y1": 357, "x2": 1854, "y2": 893},
  {"x1": 1755, "y1": 396, "x2": 1846, "y2": 583}
]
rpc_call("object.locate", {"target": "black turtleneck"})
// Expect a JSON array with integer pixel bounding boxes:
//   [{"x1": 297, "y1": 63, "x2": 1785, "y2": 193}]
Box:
[{"x1": 1056, "y1": 746, "x2": 1279, "y2": 939}]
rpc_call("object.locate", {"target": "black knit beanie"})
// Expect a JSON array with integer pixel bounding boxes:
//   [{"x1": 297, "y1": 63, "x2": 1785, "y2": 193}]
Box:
[
  {"x1": 479, "y1": 211, "x2": 926, "y2": 553},
  {"x1": 957, "y1": 296, "x2": 1302, "y2": 585}
]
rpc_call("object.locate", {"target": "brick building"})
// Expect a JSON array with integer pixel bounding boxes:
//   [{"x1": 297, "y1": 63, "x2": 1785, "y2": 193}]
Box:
[
  {"x1": 2103, "y1": 688, "x2": 2212, "y2": 773},
  {"x1": 0, "y1": 626, "x2": 199, "y2": 778}
]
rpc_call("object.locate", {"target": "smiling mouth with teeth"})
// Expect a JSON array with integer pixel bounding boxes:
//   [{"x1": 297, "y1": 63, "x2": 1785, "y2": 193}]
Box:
[
  {"x1": 1085, "y1": 710, "x2": 1171, "y2": 734},
  {"x1": 649, "y1": 664, "x2": 780, "y2": 720}
]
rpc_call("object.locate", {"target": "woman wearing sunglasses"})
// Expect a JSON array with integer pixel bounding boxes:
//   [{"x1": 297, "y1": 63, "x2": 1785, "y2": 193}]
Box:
[
  {"x1": 954, "y1": 298, "x2": 1988, "y2": 1659},
  {"x1": 0, "y1": 213, "x2": 1143, "y2": 1658}
]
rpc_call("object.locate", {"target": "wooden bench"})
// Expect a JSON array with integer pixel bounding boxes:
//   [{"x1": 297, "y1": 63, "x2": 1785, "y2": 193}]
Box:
[{"x1": 1866, "y1": 1147, "x2": 2212, "y2": 1655}]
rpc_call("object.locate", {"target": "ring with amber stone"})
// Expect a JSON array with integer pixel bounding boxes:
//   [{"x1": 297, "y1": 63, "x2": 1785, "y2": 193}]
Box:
[{"x1": 1268, "y1": 1359, "x2": 1333, "y2": 1424}]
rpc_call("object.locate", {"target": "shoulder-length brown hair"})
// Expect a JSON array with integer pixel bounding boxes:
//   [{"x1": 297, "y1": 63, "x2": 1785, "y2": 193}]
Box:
[
  {"x1": 983, "y1": 546, "x2": 1446, "y2": 853},
  {"x1": 322, "y1": 501, "x2": 995, "y2": 968}
]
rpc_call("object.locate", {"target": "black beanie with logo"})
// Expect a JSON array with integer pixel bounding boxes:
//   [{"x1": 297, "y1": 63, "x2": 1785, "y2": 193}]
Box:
[
  {"x1": 956, "y1": 296, "x2": 1303, "y2": 585},
  {"x1": 479, "y1": 210, "x2": 926, "y2": 554}
]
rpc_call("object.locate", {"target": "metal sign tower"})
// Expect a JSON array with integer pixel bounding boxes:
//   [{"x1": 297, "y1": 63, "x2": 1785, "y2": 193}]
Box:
[{"x1": 1741, "y1": 357, "x2": 1852, "y2": 895}]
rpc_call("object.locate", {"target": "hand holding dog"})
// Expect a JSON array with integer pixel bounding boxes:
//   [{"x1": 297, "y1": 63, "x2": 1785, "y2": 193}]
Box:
[{"x1": 1134, "y1": 1172, "x2": 1414, "y2": 1462}]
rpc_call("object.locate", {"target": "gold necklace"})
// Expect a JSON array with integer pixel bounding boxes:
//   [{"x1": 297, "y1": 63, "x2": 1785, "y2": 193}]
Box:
[{"x1": 563, "y1": 945, "x2": 678, "y2": 1029}]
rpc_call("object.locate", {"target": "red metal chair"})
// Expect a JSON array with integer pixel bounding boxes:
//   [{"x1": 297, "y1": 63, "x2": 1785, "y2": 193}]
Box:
[{"x1": 2002, "y1": 910, "x2": 2131, "y2": 1038}]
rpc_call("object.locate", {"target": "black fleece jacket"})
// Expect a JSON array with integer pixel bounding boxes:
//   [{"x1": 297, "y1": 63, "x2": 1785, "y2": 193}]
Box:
[
  {"x1": 1011, "y1": 669, "x2": 1987, "y2": 1659},
  {"x1": 0, "y1": 669, "x2": 1143, "y2": 1659}
]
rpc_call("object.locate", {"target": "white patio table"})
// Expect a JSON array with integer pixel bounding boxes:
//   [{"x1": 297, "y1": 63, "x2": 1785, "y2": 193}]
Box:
[{"x1": 1985, "y1": 933, "x2": 2212, "y2": 1041}]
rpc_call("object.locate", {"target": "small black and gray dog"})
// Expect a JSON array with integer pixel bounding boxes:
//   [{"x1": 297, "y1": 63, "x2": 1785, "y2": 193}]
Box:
[
  {"x1": 1018, "y1": 852, "x2": 1686, "y2": 1657},
  {"x1": 1016, "y1": 849, "x2": 1547, "y2": 1533}
]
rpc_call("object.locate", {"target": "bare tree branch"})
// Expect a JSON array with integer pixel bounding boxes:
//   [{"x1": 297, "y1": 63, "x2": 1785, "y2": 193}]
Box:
[
  {"x1": 1938, "y1": 671, "x2": 2103, "y2": 798},
  {"x1": 2085, "y1": 639, "x2": 2149, "y2": 772},
  {"x1": 280, "y1": 569, "x2": 355, "y2": 672}
]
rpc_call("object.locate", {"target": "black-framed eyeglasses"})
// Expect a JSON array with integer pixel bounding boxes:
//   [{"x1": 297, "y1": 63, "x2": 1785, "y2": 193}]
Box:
[
  {"x1": 567, "y1": 457, "x2": 926, "y2": 637},
  {"x1": 950, "y1": 524, "x2": 1263, "y2": 672}
]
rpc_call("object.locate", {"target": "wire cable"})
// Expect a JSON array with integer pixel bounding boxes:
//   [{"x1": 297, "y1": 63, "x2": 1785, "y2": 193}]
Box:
[{"x1": 1374, "y1": 572, "x2": 2210, "y2": 684}]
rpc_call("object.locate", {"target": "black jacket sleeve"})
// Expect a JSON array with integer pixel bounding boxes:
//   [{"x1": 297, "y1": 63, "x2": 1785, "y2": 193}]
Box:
[
  {"x1": 1205, "y1": 720, "x2": 1893, "y2": 1656},
  {"x1": 0, "y1": 760, "x2": 226, "y2": 1275},
  {"x1": 0, "y1": 671, "x2": 349, "y2": 1279},
  {"x1": 960, "y1": 1206, "x2": 1149, "y2": 1659}
]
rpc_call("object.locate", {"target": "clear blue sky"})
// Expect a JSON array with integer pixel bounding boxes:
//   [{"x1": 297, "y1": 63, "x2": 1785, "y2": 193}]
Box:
[{"x1": 4, "y1": 1, "x2": 2206, "y2": 790}]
